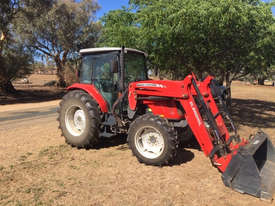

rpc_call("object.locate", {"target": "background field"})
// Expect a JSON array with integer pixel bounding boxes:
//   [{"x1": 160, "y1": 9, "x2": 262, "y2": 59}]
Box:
[
  {"x1": 0, "y1": 80, "x2": 275, "y2": 206},
  {"x1": 0, "y1": 75, "x2": 64, "y2": 105}
]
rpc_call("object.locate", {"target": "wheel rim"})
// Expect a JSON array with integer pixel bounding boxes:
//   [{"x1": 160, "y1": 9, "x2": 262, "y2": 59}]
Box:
[
  {"x1": 134, "y1": 126, "x2": 165, "y2": 159},
  {"x1": 65, "y1": 106, "x2": 86, "y2": 136}
]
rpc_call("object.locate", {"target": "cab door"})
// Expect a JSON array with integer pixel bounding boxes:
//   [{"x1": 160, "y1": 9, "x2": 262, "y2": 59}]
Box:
[{"x1": 91, "y1": 52, "x2": 119, "y2": 110}]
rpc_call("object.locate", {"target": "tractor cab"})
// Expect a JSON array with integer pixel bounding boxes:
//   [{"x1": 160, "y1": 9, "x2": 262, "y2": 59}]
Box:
[{"x1": 79, "y1": 47, "x2": 148, "y2": 110}]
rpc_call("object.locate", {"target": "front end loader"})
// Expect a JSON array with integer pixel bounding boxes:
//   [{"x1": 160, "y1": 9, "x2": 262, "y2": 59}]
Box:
[
  {"x1": 58, "y1": 47, "x2": 275, "y2": 201},
  {"x1": 128, "y1": 74, "x2": 275, "y2": 201}
]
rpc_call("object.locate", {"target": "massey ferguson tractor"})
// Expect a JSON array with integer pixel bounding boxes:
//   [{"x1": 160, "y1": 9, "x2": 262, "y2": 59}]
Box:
[{"x1": 58, "y1": 47, "x2": 275, "y2": 201}]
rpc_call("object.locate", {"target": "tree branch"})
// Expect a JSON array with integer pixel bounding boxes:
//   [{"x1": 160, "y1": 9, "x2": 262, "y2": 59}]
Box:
[
  {"x1": 36, "y1": 39, "x2": 52, "y2": 53},
  {"x1": 32, "y1": 45, "x2": 53, "y2": 57}
]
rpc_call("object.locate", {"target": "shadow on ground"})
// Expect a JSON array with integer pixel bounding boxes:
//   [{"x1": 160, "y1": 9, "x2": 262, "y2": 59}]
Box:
[
  {"x1": 94, "y1": 134, "x2": 196, "y2": 166},
  {"x1": 94, "y1": 135, "x2": 128, "y2": 150},
  {"x1": 231, "y1": 98, "x2": 275, "y2": 128},
  {"x1": 0, "y1": 89, "x2": 65, "y2": 105},
  {"x1": 173, "y1": 148, "x2": 195, "y2": 165}
]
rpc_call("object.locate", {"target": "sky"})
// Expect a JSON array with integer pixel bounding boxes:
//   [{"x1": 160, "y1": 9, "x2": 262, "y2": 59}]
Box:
[
  {"x1": 96, "y1": 0, "x2": 274, "y2": 19},
  {"x1": 96, "y1": 0, "x2": 129, "y2": 19}
]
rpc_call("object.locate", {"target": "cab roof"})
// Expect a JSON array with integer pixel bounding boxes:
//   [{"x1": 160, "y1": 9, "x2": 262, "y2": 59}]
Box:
[{"x1": 79, "y1": 47, "x2": 147, "y2": 56}]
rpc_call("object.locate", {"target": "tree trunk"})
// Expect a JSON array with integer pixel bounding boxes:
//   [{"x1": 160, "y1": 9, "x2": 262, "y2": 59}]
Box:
[
  {"x1": 257, "y1": 77, "x2": 265, "y2": 85},
  {"x1": 57, "y1": 66, "x2": 66, "y2": 87},
  {"x1": 0, "y1": 79, "x2": 16, "y2": 94},
  {"x1": 218, "y1": 71, "x2": 225, "y2": 85},
  {"x1": 156, "y1": 68, "x2": 161, "y2": 80},
  {"x1": 54, "y1": 51, "x2": 69, "y2": 87},
  {"x1": 197, "y1": 71, "x2": 203, "y2": 81},
  {"x1": 225, "y1": 72, "x2": 232, "y2": 108},
  {"x1": 54, "y1": 57, "x2": 66, "y2": 87}
]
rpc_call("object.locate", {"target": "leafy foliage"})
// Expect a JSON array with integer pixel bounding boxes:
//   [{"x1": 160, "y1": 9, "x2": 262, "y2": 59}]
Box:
[
  {"x1": 100, "y1": 0, "x2": 275, "y2": 86},
  {"x1": 0, "y1": 43, "x2": 32, "y2": 84},
  {"x1": 17, "y1": 0, "x2": 100, "y2": 87},
  {"x1": 98, "y1": 8, "x2": 139, "y2": 48},
  {"x1": 0, "y1": 0, "x2": 32, "y2": 93}
]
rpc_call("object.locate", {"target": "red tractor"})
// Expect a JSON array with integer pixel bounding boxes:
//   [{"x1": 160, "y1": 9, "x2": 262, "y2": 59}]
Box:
[{"x1": 58, "y1": 47, "x2": 275, "y2": 200}]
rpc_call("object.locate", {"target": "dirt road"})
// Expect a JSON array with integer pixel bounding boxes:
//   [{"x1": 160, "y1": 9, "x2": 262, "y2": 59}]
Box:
[
  {"x1": 0, "y1": 83, "x2": 275, "y2": 206},
  {"x1": 0, "y1": 105, "x2": 57, "y2": 130}
]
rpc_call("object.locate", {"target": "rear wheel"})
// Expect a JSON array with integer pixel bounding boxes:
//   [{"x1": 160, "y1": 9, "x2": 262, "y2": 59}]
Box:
[
  {"x1": 58, "y1": 90, "x2": 100, "y2": 148},
  {"x1": 128, "y1": 113, "x2": 178, "y2": 166}
]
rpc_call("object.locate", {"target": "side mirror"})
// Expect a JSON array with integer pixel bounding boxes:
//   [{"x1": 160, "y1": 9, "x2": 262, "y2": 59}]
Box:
[{"x1": 111, "y1": 59, "x2": 119, "y2": 73}]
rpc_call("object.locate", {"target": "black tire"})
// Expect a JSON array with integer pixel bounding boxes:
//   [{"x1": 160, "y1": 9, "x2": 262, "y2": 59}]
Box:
[
  {"x1": 176, "y1": 126, "x2": 195, "y2": 145},
  {"x1": 128, "y1": 113, "x2": 178, "y2": 166},
  {"x1": 57, "y1": 90, "x2": 100, "y2": 148}
]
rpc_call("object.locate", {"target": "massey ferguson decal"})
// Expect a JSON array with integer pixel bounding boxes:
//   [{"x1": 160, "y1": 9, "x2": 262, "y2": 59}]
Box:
[
  {"x1": 190, "y1": 101, "x2": 202, "y2": 126},
  {"x1": 136, "y1": 83, "x2": 166, "y2": 88}
]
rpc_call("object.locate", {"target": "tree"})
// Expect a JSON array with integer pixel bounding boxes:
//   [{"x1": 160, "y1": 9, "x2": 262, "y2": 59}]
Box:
[
  {"x1": 252, "y1": 22, "x2": 275, "y2": 85},
  {"x1": 0, "y1": 43, "x2": 33, "y2": 93},
  {"x1": 18, "y1": 0, "x2": 101, "y2": 87},
  {"x1": 98, "y1": 8, "x2": 139, "y2": 48},
  {"x1": 100, "y1": 0, "x2": 275, "y2": 99},
  {"x1": 0, "y1": 0, "x2": 19, "y2": 45},
  {"x1": 0, "y1": 0, "x2": 32, "y2": 93}
]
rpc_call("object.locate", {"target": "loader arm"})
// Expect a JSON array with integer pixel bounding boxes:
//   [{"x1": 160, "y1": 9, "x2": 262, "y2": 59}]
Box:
[{"x1": 177, "y1": 75, "x2": 245, "y2": 172}]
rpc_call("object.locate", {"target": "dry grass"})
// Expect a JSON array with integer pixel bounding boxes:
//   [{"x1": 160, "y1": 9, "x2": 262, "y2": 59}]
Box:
[
  {"x1": 27, "y1": 74, "x2": 58, "y2": 86},
  {"x1": 0, "y1": 81, "x2": 275, "y2": 206}
]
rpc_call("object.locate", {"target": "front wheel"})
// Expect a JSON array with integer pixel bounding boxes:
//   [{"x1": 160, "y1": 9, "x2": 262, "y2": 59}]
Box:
[{"x1": 128, "y1": 113, "x2": 178, "y2": 166}]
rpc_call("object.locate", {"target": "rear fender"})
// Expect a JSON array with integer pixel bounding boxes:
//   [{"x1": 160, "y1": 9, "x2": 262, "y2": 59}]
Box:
[{"x1": 67, "y1": 83, "x2": 108, "y2": 113}]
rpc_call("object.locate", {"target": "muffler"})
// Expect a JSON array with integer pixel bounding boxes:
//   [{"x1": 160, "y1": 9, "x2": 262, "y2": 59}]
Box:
[{"x1": 222, "y1": 131, "x2": 275, "y2": 201}]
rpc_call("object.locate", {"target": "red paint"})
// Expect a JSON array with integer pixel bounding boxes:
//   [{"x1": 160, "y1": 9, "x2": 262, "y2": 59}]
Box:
[
  {"x1": 145, "y1": 100, "x2": 184, "y2": 120},
  {"x1": 67, "y1": 83, "x2": 108, "y2": 113},
  {"x1": 200, "y1": 76, "x2": 230, "y2": 142}
]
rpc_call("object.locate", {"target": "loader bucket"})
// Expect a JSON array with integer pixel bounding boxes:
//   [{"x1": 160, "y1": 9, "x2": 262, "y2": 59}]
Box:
[{"x1": 222, "y1": 131, "x2": 275, "y2": 201}]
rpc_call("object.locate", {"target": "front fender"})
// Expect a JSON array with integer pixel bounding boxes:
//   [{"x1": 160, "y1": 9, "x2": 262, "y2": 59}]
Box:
[{"x1": 67, "y1": 83, "x2": 108, "y2": 113}]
